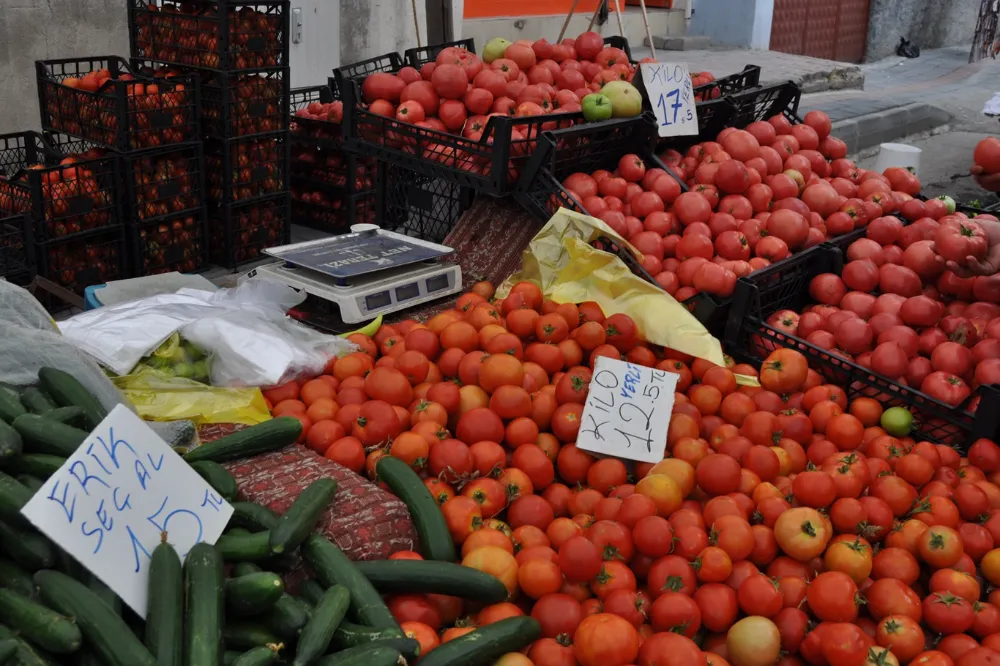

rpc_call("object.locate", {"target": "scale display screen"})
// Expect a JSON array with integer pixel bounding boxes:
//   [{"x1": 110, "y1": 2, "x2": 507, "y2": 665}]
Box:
[
  {"x1": 365, "y1": 291, "x2": 392, "y2": 311},
  {"x1": 427, "y1": 274, "x2": 450, "y2": 293},
  {"x1": 395, "y1": 282, "x2": 420, "y2": 302}
]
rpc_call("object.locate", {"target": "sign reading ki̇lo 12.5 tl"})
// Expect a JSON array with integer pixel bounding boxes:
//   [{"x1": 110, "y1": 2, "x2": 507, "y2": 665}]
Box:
[
  {"x1": 20, "y1": 405, "x2": 234, "y2": 618},
  {"x1": 576, "y1": 356, "x2": 680, "y2": 464},
  {"x1": 640, "y1": 62, "x2": 699, "y2": 138}
]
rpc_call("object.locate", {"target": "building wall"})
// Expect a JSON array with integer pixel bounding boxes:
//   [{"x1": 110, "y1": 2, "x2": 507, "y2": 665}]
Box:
[
  {"x1": 866, "y1": 0, "x2": 980, "y2": 62},
  {"x1": 687, "y1": 0, "x2": 774, "y2": 49}
]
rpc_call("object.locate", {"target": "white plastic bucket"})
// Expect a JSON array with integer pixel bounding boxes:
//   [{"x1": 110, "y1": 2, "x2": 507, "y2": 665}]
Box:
[{"x1": 874, "y1": 143, "x2": 922, "y2": 176}]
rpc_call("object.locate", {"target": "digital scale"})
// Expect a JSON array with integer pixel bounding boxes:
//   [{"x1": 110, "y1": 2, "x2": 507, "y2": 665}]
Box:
[{"x1": 242, "y1": 226, "x2": 463, "y2": 327}]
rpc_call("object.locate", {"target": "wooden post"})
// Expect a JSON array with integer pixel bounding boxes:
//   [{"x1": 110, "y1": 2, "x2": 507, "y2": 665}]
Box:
[
  {"x1": 586, "y1": 0, "x2": 603, "y2": 31},
  {"x1": 611, "y1": 0, "x2": 625, "y2": 38},
  {"x1": 638, "y1": 0, "x2": 656, "y2": 60},
  {"x1": 558, "y1": 0, "x2": 583, "y2": 42},
  {"x1": 411, "y1": 0, "x2": 423, "y2": 48}
]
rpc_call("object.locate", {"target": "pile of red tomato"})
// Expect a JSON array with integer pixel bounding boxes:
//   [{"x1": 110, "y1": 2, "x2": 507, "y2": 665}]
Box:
[{"x1": 263, "y1": 279, "x2": 1000, "y2": 666}]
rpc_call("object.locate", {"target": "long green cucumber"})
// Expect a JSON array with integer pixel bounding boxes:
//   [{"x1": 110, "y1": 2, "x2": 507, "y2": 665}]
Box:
[
  {"x1": 0, "y1": 639, "x2": 17, "y2": 666},
  {"x1": 418, "y1": 617, "x2": 541, "y2": 666},
  {"x1": 224, "y1": 573, "x2": 285, "y2": 617},
  {"x1": 315, "y1": 644, "x2": 408, "y2": 666},
  {"x1": 301, "y1": 536, "x2": 397, "y2": 629},
  {"x1": 269, "y1": 479, "x2": 336, "y2": 555},
  {"x1": 292, "y1": 585, "x2": 349, "y2": 666},
  {"x1": 19, "y1": 389, "x2": 55, "y2": 415},
  {"x1": 353, "y1": 560, "x2": 508, "y2": 601},
  {"x1": 0, "y1": 520, "x2": 56, "y2": 571},
  {"x1": 376, "y1": 456, "x2": 456, "y2": 561},
  {"x1": 0, "y1": 588, "x2": 81, "y2": 654},
  {"x1": 222, "y1": 623, "x2": 280, "y2": 651},
  {"x1": 228, "y1": 503, "x2": 279, "y2": 533},
  {"x1": 33, "y1": 570, "x2": 155, "y2": 666},
  {"x1": 41, "y1": 406, "x2": 87, "y2": 428},
  {"x1": 189, "y1": 462, "x2": 239, "y2": 502},
  {"x1": 12, "y1": 414, "x2": 88, "y2": 458},
  {"x1": 0, "y1": 624, "x2": 59, "y2": 666},
  {"x1": 263, "y1": 595, "x2": 309, "y2": 641},
  {"x1": 184, "y1": 543, "x2": 224, "y2": 666},
  {"x1": 146, "y1": 535, "x2": 183, "y2": 666},
  {"x1": 0, "y1": 389, "x2": 26, "y2": 425},
  {"x1": 0, "y1": 472, "x2": 32, "y2": 529},
  {"x1": 296, "y1": 580, "x2": 327, "y2": 607},
  {"x1": 183, "y1": 418, "x2": 302, "y2": 464},
  {"x1": 224, "y1": 651, "x2": 243, "y2": 666},
  {"x1": 37, "y1": 368, "x2": 107, "y2": 430},
  {"x1": 230, "y1": 562, "x2": 262, "y2": 577},
  {"x1": 329, "y1": 623, "x2": 405, "y2": 650},
  {"x1": 87, "y1": 575, "x2": 121, "y2": 615},
  {"x1": 232, "y1": 644, "x2": 282, "y2": 666},
  {"x1": 5, "y1": 454, "x2": 66, "y2": 479},
  {"x1": 15, "y1": 475, "x2": 43, "y2": 494},
  {"x1": 0, "y1": 559, "x2": 36, "y2": 599},
  {"x1": 216, "y1": 532, "x2": 273, "y2": 562},
  {"x1": 0, "y1": 421, "x2": 22, "y2": 462}
]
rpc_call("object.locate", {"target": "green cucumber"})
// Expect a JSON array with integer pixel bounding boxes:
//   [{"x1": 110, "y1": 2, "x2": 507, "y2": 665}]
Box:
[
  {"x1": 315, "y1": 644, "x2": 407, "y2": 666},
  {"x1": 6, "y1": 454, "x2": 66, "y2": 479},
  {"x1": 87, "y1": 575, "x2": 121, "y2": 615},
  {"x1": 292, "y1": 585, "x2": 349, "y2": 666},
  {"x1": 226, "y1": 528, "x2": 252, "y2": 538},
  {"x1": 225, "y1": 573, "x2": 285, "y2": 616},
  {"x1": 15, "y1": 475, "x2": 43, "y2": 494},
  {"x1": 42, "y1": 407, "x2": 87, "y2": 428},
  {"x1": 330, "y1": 623, "x2": 405, "y2": 650},
  {"x1": 269, "y1": 479, "x2": 336, "y2": 555},
  {"x1": 216, "y1": 532, "x2": 273, "y2": 562},
  {"x1": 302, "y1": 536, "x2": 397, "y2": 629},
  {"x1": 0, "y1": 639, "x2": 17, "y2": 666},
  {"x1": 0, "y1": 472, "x2": 32, "y2": 529},
  {"x1": 230, "y1": 562, "x2": 262, "y2": 577},
  {"x1": 353, "y1": 560, "x2": 508, "y2": 601},
  {"x1": 0, "y1": 421, "x2": 22, "y2": 462},
  {"x1": 19, "y1": 389, "x2": 55, "y2": 415},
  {"x1": 0, "y1": 559, "x2": 36, "y2": 599},
  {"x1": 263, "y1": 595, "x2": 309, "y2": 641},
  {"x1": 232, "y1": 644, "x2": 281, "y2": 666},
  {"x1": 189, "y1": 462, "x2": 239, "y2": 502},
  {"x1": 419, "y1": 617, "x2": 541, "y2": 666},
  {"x1": 183, "y1": 418, "x2": 302, "y2": 464},
  {"x1": 12, "y1": 414, "x2": 87, "y2": 458},
  {"x1": 0, "y1": 389, "x2": 26, "y2": 425},
  {"x1": 376, "y1": 456, "x2": 456, "y2": 561},
  {"x1": 34, "y1": 570, "x2": 155, "y2": 666},
  {"x1": 222, "y1": 623, "x2": 280, "y2": 651},
  {"x1": 37, "y1": 368, "x2": 107, "y2": 430},
  {"x1": 229, "y1": 503, "x2": 279, "y2": 533},
  {"x1": 0, "y1": 520, "x2": 56, "y2": 570},
  {"x1": 146, "y1": 535, "x2": 183, "y2": 666},
  {"x1": 224, "y1": 651, "x2": 243, "y2": 666},
  {"x1": 296, "y1": 580, "x2": 327, "y2": 607},
  {"x1": 0, "y1": 623, "x2": 59, "y2": 666},
  {"x1": 184, "y1": 543, "x2": 224, "y2": 666},
  {"x1": 0, "y1": 588, "x2": 82, "y2": 654}
]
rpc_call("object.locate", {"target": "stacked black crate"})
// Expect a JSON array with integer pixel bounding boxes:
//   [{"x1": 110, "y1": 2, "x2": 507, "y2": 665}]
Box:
[
  {"x1": 128, "y1": 0, "x2": 291, "y2": 269},
  {"x1": 34, "y1": 56, "x2": 205, "y2": 286}
]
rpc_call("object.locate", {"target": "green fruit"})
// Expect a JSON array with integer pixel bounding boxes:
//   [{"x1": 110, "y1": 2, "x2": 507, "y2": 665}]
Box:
[
  {"x1": 937, "y1": 195, "x2": 957, "y2": 215},
  {"x1": 881, "y1": 406, "x2": 913, "y2": 436},
  {"x1": 172, "y1": 362, "x2": 195, "y2": 379},
  {"x1": 581, "y1": 93, "x2": 613, "y2": 122},
  {"x1": 153, "y1": 333, "x2": 182, "y2": 359}
]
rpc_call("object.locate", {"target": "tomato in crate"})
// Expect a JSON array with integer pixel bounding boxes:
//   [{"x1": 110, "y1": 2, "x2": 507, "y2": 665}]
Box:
[
  {"x1": 0, "y1": 214, "x2": 32, "y2": 284},
  {"x1": 37, "y1": 57, "x2": 199, "y2": 152},
  {"x1": 201, "y1": 68, "x2": 289, "y2": 138},
  {"x1": 210, "y1": 192, "x2": 290, "y2": 268},
  {"x1": 39, "y1": 228, "x2": 125, "y2": 296},
  {"x1": 205, "y1": 132, "x2": 289, "y2": 207},
  {"x1": 290, "y1": 85, "x2": 345, "y2": 144},
  {"x1": 291, "y1": 189, "x2": 377, "y2": 233},
  {"x1": 129, "y1": 0, "x2": 288, "y2": 72},
  {"x1": 0, "y1": 132, "x2": 122, "y2": 242},
  {"x1": 131, "y1": 211, "x2": 208, "y2": 276},
  {"x1": 121, "y1": 142, "x2": 205, "y2": 222}
]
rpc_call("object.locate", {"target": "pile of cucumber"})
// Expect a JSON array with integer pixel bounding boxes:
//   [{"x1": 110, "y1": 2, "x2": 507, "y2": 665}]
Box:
[{"x1": 0, "y1": 368, "x2": 541, "y2": 666}]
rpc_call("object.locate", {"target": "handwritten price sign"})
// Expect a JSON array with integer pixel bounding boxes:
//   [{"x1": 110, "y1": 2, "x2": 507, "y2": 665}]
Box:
[
  {"x1": 21, "y1": 405, "x2": 233, "y2": 618},
  {"x1": 640, "y1": 62, "x2": 699, "y2": 138},
  {"x1": 577, "y1": 357, "x2": 679, "y2": 464}
]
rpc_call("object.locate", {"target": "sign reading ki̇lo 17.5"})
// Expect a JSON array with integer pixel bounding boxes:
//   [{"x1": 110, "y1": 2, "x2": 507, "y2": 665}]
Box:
[
  {"x1": 20, "y1": 405, "x2": 233, "y2": 617},
  {"x1": 640, "y1": 62, "x2": 699, "y2": 138}
]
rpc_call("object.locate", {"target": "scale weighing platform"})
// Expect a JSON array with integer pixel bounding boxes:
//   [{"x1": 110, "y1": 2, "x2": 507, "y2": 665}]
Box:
[{"x1": 243, "y1": 227, "x2": 463, "y2": 328}]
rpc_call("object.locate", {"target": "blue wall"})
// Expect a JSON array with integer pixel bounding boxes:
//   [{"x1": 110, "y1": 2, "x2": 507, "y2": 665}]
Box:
[{"x1": 688, "y1": 0, "x2": 774, "y2": 49}]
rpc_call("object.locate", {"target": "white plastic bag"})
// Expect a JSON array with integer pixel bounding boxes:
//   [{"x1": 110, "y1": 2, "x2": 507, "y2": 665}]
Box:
[{"x1": 58, "y1": 279, "x2": 354, "y2": 387}]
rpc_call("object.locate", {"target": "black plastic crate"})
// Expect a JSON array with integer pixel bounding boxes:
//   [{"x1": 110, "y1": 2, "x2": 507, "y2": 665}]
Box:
[
  {"x1": 37, "y1": 57, "x2": 199, "y2": 152},
  {"x1": 200, "y1": 67, "x2": 289, "y2": 138},
  {"x1": 722, "y1": 245, "x2": 1000, "y2": 450},
  {"x1": 0, "y1": 214, "x2": 33, "y2": 282},
  {"x1": 728, "y1": 82, "x2": 802, "y2": 128},
  {"x1": 404, "y1": 39, "x2": 477, "y2": 67},
  {"x1": 210, "y1": 192, "x2": 290, "y2": 267},
  {"x1": 37, "y1": 227, "x2": 126, "y2": 297},
  {"x1": 383, "y1": 163, "x2": 475, "y2": 243},
  {"x1": 128, "y1": 0, "x2": 289, "y2": 72},
  {"x1": 0, "y1": 131, "x2": 122, "y2": 243},
  {"x1": 204, "y1": 132, "x2": 289, "y2": 207},
  {"x1": 290, "y1": 146, "x2": 376, "y2": 196},
  {"x1": 290, "y1": 85, "x2": 345, "y2": 147},
  {"x1": 120, "y1": 142, "x2": 205, "y2": 224},
  {"x1": 292, "y1": 189, "x2": 377, "y2": 234},
  {"x1": 130, "y1": 209, "x2": 208, "y2": 276},
  {"x1": 692, "y1": 65, "x2": 761, "y2": 101}
]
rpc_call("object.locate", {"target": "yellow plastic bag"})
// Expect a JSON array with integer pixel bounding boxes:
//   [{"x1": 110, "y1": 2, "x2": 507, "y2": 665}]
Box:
[
  {"x1": 112, "y1": 367, "x2": 272, "y2": 425},
  {"x1": 497, "y1": 208, "x2": 725, "y2": 367}
]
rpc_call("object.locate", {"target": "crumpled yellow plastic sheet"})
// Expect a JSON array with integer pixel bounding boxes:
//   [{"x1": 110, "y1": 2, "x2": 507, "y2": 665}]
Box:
[
  {"x1": 497, "y1": 208, "x2": 725, "y2": 366},
  {"x1": 112, "y1": 366, "x2": 272, "y2": 425}
]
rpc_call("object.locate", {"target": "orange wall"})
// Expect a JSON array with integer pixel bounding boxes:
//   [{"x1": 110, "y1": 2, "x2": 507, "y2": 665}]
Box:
[{"x1": 464, "y1": 0, "x2": 601, "y2": 19}]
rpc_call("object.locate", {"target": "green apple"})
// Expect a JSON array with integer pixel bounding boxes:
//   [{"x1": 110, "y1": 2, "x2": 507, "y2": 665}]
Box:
[
  {"x1": 937, "y1": 194, "x2": 956, "y2": 214},
  {"x1": 881, "y1": 406, "x2": 913, "y2": 437},
  {"x1": 581, "y1": 93, "x2": 613, "y2": 122},
  {"x1": 600, "y1": 80, "x2": 643, "y2": 118},
  {"x1": 482, "y1": 38, "x2": 512, "y2": 64}
]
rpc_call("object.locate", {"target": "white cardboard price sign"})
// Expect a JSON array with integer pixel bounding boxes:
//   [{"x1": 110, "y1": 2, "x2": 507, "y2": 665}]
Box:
[
  {"x1": 640, "y1": 62, "x2": 699, "y2": 138},
  {"x1": 21, "y1": 405, "x2": 233, "y2": 618},
  {"x1": 577, "y1": 357, "x2": 679, "y2": 464}
]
